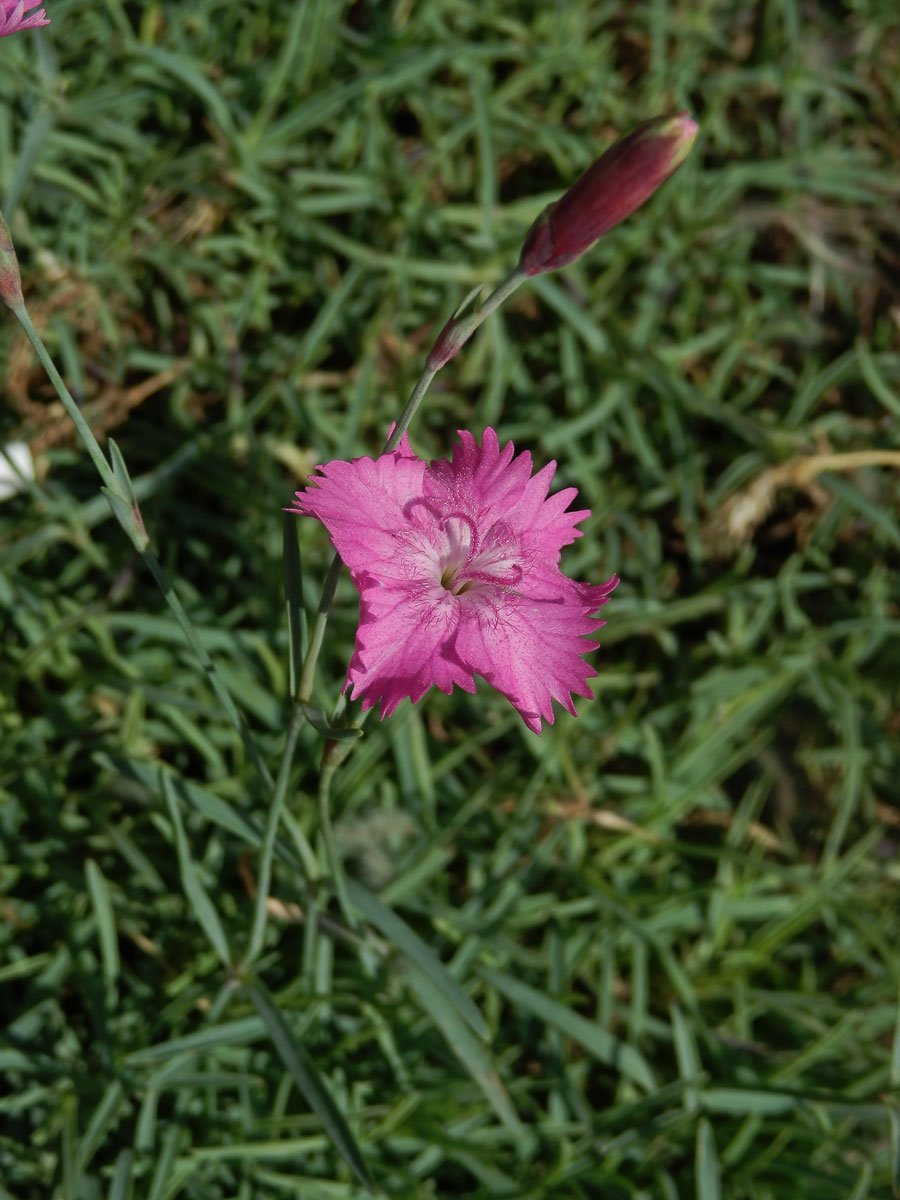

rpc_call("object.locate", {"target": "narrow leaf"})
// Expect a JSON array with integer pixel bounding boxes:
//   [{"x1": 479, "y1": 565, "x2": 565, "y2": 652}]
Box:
[
  {"x1": 161, "y1": 772, "x2": 232, "y2": 967},
  {"x1": 146, "y1": 1125, "x2": 181, "y2": 1200},
  {"x1": 697, "y1": 1088, "x2": 795, "y2": 1116},
  {"x1": 126, "y1": 1016, "x2": 267, "y2": 1066},
  {"x1": 85, "y1": 859, "x2": 120, "y2": 997},
  {"x1": 245, "y1": 979, "x2": 374, "y2": 1191},
  {"x1": 695, "y1": 1118, "x2": 721, "y2": 1200},
  {"x1": 406, "y1": 963, "x2": 529, "y2": 1145},
  {"x1": 107, "y1": 437, "x2": 136, "y2": 502},
  {"x1": 75, "y1": 1080, "x2": 124, "y2": 1173},
  {"x1": 346, "y1": 879, "x2": 488, "y2": 1039},
  {"x1": 299, "y1": 702, "x2": 363, "y2": 740},
  {"x1": 101, "y1": 487, "x2": 144, "y2": 546},
  {"x1": 107, "y1": 1147, "x2": 134, "y2": 1200},
  {"x1": 890, "y1": 1105, "x2": 900, "y2": 1198},
  {"x1": 99, "y1": 755, "x2": 262, "y2": 849},
  {"x1": 283, "y1": 513, "x2": 307, "y2": 698},
  {"x1": 481, "y1": 966, "x2": 656, "y2": 1091}
]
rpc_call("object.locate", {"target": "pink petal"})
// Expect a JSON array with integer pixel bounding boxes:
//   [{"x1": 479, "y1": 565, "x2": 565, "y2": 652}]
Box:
[
  {"x1": 288, "y1": 427, "x2": 618, "y2": 733},
  {"x1": 288, "y1": 433, "x2": 425, "y2": 575},
  {"x1": 428, "y1": 428, "x2": 591, "y2": 558},
  {"x1": 346, "y1": 580, "x2": 476, "y2": 717},
  {"x1": 455, "y1": 575, "x2": 617, "y2": 733},
  {"x1": 0, "y1": 0, "x2": 50, "y2": 34}
]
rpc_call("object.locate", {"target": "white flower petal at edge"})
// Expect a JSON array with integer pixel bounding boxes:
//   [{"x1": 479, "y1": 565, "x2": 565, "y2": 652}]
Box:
[
  {"x1": 288, "y1": 428, "x2": 617, "y2": 734},
  {"x1": 0, "y1": 442, "x2": 35, "y2": 501}
]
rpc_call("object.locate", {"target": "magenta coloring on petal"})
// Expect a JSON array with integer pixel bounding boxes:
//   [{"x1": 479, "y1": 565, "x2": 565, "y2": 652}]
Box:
[
  {"x1": 0, "y1": 0, "x2": 50, "y2": 36},
  {"x1": 288, "y1": 429, "x2": 617, "y2": 734}
]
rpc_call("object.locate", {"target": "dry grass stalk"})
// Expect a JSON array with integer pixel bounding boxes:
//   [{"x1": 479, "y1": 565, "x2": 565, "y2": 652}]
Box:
[{"x1": 704, "y1": 450, "x2": 900, "y2": 556}]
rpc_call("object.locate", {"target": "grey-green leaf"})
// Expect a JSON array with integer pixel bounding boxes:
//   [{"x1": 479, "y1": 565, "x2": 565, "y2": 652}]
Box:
[
  {"x1": 161, "y1": 771, "x2": 232, "y2": 967},
  {"x1": 245, "y1": 978, "x2": 374, "y2": 1191},
  {"x1": 481, "y1": 966, "x2": 656, "y2": 1091}
]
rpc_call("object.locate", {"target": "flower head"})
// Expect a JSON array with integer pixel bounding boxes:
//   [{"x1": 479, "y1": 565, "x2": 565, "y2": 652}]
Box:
[
  {"x1": 289, "y1": 429, "x2": 617, "y2": 733},
  {"x1": 0, "y1": 0, "x2": 50, "y2": 36},
  {"x1": 518, "y1": 112, "x2": 698, "y2": 275}
]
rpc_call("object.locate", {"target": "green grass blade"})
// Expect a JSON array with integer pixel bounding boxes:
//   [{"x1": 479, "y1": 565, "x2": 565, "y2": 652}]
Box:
[
  {"x1": 106, "y1": 1147, "x2": 134, "y2": 1200},
  {"x1": 125, "y1": 1016, "x2": 266, "y2": 1066},
  {"x1": 480, "y1": 966, "x2": 656, "y2": 1091},
  {"x1": 244, "y1": 979, "x2": 374, "y2": 1192},
  {"x1": 75, "y1": 1080, "x2": 124, "y2": 1174},
  {"x1": 283, "y1": 512, "x2": 307, "y2": 699},
  {"x1": 695, "y1": 1118, "x2": 721, "y2": 1200},
  {"x1": 100, "y1": 755, "x2": 262, "y2": 846},
  {"x1": 161, "y1": 771, "x2": 232, "y2": 967},
  {"x1": 146, "y1": 1125, "x2": 181, "y2": 1200},
  {"x1": 405, "y1": 963, "x2": 529, "y2": 1147},
  {"x1": 346, "y1": 879, "x2": 489, "y2": 1040},
  {"x1": 132, "y1": 46, "x2": 236, "y2": 137},
  {"x1": 85, "y1": 858, "x2": 120, "y2": 1000}
]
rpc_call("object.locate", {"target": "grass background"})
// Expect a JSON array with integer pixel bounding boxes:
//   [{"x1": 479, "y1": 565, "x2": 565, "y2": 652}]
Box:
[{"x1": 2, "y1": 0, "x2": 900, "y2": 1196}]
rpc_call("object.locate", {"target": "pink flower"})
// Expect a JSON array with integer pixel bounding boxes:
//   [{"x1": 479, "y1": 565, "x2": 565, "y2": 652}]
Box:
[
  {"x1": 0, "y1": 0, "x2": 49, "y2": 36},
  {"x1": 518, "y1": 112, "x2": 698, "y2": 275},
  {"x1": 289, "y1": 429, "x2": 617, "y2": 733}
]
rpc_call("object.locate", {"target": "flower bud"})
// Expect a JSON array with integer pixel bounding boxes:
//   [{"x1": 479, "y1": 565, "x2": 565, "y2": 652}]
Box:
[
  {"x1": 0, "y1": 208, "x2": 24, "y2": 310},
  {"x1": 425, "y1": 312, "x2": 467, "y2": 371},
  {"x1": 517, "y1": 112, "x2": 698, "y2": 276}
]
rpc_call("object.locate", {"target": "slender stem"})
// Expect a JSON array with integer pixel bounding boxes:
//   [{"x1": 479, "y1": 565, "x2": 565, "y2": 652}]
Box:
[
  {"x1": 382, "y1": 366, "x2": 437, "y2": 453},
  {"x1": 297, "y1": 551, "x2": 344, "y2": 704},
  {"x1": 13, "y1": 304, "x2": 117, "y2": 492},
  {"x1": 448, "y1": 266, "x2": 527, "y2": 349},
  {"x1": 140, "y1": 551, "x2": 274, "y2": 790},
  {"x1": 296, "y1": 266, "x2": 529, "y2": 699},
  {"x1": 12, "y1": 300, "x2": 273, "y2": 791},
  {"x1": 318, "y1": 745, "x2": 357, "y2": 929},
  {"x1": 243, "y1": 702, "x2": 305, "y2": 966}
]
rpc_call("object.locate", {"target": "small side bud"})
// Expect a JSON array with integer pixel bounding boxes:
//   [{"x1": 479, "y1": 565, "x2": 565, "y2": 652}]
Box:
[
  {"x1": 425, "y1": 312, "x2": 466, "y2": 371},
  {"x1": 518, "y1": 112, "x2": 699, "y2": 275},
  {"x1": 0, "y1": 209, "x2": 25, "y2": 310},
  {"x1": 424, "y1": 284, "x2": 486, "y2": 371}
]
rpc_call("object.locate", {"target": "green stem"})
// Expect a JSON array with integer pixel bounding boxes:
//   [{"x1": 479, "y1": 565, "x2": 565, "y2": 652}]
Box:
[
  {"x1": 318, "y1": 745, "x2": 356, "y2": 929},
  {"x1": 13, "y1": 304, "x2": 117, "y2": 492},
  {"x1": 383, "y1": 267, "x2": 526, "y2": 454},
  {"x1": 243, "y1": 702, "x2": 305, "y2": 966},
  {"x1": 295, "y1": 267, "x2": 528, "y2": 701},
  {"x1": 12, "y1": 301, "x2": 273, "y2": 791},
  {"x1": 382, "y1": 366, "x2": 437, "y2": 453},
  {"x1": 296, "y1": 552, "x2": 344, "y2": 704},
  {"x1": 443, "y1": 266, "x2": 527, "y2": 355}
]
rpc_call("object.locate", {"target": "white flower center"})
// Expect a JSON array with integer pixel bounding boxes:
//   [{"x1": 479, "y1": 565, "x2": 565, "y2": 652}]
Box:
[{"x1": 435, "y1": 512, "x2": 524, "y2": 599}]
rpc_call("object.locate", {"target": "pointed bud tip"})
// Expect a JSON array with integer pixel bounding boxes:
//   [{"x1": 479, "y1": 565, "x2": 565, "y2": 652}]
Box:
[
  {"x1": 0, "y1": 208, "x2": 25, "y2": 311},
  {"x1": 518, "y1": 111, "x2": 700, "y2": 275},
  {"x1": 658, "y1": 111, "x2": 699, "y2": 165}
]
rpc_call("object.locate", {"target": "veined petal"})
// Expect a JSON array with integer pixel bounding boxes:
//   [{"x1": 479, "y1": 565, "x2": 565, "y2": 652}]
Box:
[
  {"x1": 429, "y1": 429, "x2": 591, "y2": 557},
  {"x1": 288, "y1": 434, "x2": 425, "y2": 576},
  {"x1": 455, "y1": 581, "x2": 610, "y2": 733},
  {"x1": 288, "y1": 427, "x2": 618, "y2": 733},
  {"x1": 346, "y1": 580, "x2": 476, "y2": 718},
  {"x1": 427, "y1": 428, "x2": 532, "y2": 522},
  {"x1": 0, "y1": 0, "x2": 50, "y2": 34}
]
